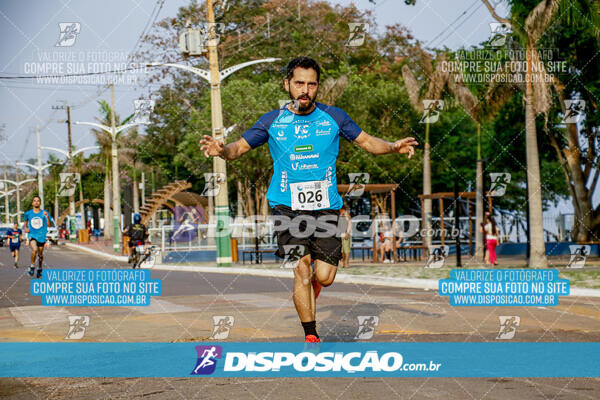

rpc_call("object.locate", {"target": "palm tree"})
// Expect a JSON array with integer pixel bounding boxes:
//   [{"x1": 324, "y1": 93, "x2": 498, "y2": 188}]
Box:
[
  {"x1": 445, "y1": 74, "x2": 487, "y2": 260},
  {"x1": 120, "y1": 128, "x2": 149, "y2": 214},
  {"x1": 481, "y1": 0, "x2": 581, "y2": 267},
  {"x1": 402, "y1": 50, "x2": 449, "y2": 248},
  {"x1": 89, "y1": 100, "x2": 134, "y2": 240}
]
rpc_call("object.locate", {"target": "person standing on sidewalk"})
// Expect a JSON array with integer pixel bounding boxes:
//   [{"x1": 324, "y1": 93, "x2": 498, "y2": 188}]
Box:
[
  {"x1": 481, "y1": 213, "x2": 499, "y2": 266},
  {"x1": 339, "y1": 205, "x2": 352, "y2": 268}
]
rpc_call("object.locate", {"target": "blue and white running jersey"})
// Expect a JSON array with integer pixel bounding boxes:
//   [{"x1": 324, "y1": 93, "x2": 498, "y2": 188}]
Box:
[
  {"x1": 24, "y1": 209, "x2": 53, "y2": 243},
  {"x1": 242, "y1": 102, "x2": 362, "y2": 210}
]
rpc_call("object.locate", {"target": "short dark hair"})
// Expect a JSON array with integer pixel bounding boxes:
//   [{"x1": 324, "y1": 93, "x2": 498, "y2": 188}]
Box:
[
  {"x1": 285, "y1": 57, "x2": 321, "y2": 82},
  {"x1": 32, "y1": 195, "x2": 41, "y2": 201}
]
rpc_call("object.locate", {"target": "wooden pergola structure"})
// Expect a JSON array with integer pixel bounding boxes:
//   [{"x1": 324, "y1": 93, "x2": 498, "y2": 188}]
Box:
[
  {"x1": 418, "y1": 192, "x2": 493, "y2": 255},
  {"x1": 337, "y1": 183, "x2": 399, "y2": 262},
  {"x1": 139, "y1": 180, "x2": 192, "y2": 225}
]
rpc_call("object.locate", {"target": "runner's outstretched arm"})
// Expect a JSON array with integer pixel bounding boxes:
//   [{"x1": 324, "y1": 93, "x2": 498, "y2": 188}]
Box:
[
  {"x1": 199, "y1": 135, "x2": 252, "y2": 161},
  {"x1": 44, "y1": 211, "x2": 54, "y2": 227},
  {"x1": 353, "y1": 131, "x2": 418, "y2": 157}
]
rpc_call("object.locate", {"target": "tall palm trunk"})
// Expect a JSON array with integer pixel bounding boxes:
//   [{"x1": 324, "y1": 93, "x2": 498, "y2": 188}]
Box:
[
  {"x1": 104, "y1": 160, "x2": 112, "y2": 240},
  {"x1": 78, "y1": 174, "x2": 85, "y2": 220},
  {"x1": 525, "y1": 42, "x2": 548, "y2": 268},
  {"x1": 132, "y1": 166, "x2": 139, "y2": 214},
  {"x1": 423, "y1": 121, "x2": 432, "y2": 248},
  {"x1": 475, "y1": 123, "x2": 484, "y2": 260}
]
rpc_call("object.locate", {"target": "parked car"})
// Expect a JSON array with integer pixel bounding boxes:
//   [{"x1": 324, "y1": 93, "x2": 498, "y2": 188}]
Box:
[
  {"x1": 47, "y1": 227, "x2": 59, "y2": 244},
  {"x1": 0, "y1": 226, "x2": 10, "y2": 247}
]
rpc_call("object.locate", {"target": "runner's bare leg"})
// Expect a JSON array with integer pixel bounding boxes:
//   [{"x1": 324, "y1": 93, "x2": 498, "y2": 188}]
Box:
[
  {"x1": 314, "y1": 260, "x2": 337, "y2": 287},
  {"x1": 293, "y1": 254, "x2": 315, "y2": 322},
  {"x1": 37, "y1": 244, "x2": 45, "y2": 269},
  {"x1": 30, "y1": 240, "x2": 38, "y2": 265}
]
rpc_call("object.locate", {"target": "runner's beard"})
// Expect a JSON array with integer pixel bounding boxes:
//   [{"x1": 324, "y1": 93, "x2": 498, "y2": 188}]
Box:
[{"x1": 288, "y1": 90, "x2": 317, "y2": 112}]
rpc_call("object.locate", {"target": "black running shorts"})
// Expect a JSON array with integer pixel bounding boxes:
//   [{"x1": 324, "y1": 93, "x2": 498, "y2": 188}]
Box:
[{"x1": 272, "y1": 205, "x2": 342, "y2": 266}]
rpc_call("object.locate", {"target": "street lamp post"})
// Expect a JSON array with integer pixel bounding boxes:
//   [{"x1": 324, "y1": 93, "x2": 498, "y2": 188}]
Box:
[
  {"x1": 16, "y1": 125, "x2": 52, "y2": 209},
  {"x1": 41, "y1": 145, "x2": 99, "y2": 240},
  {"x1": 148, "y1": 51, "x2": 279, "y2": 267},
  {"x1": 0, "y1": 178, "x2": 36, "y2": 224},
  {"x1": 74, "y1": 106, "x2": 147, "y2": 253},
  {"x1": 0, "y1": 188, "x2": 16, "y2": 223}
]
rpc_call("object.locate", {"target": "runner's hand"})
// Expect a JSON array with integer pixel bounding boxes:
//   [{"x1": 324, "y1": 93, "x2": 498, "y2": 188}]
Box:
[
  {"x1": 392, "y1": 137, "x2": 419, "y2": 158},
  {"x1": 199, "y1": 135, "x2": 224, "y2": 158}
]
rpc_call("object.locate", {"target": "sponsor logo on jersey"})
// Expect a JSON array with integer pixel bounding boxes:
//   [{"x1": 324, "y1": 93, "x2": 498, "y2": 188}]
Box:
[
  {"x1": 294, "y1": 144, "x2": 313, "y2": 152},
  {"x1": 290, "y1": 153, "x2": 319, "y2": 161},
  {"x1": 316, "y1": 128, "x2": 332, "y2": 136}
]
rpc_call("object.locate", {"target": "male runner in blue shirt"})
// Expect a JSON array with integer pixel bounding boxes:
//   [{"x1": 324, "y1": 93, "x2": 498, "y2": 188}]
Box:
[
  {"x1": 200, "y1": 57, "x2": 417, "y2": 343},
  {"x1": 24, "y1": 195, "x2": 55, "y2": 278},
  {"x1": 8, "y1": 221, "x2": 22, "y2": 268}
]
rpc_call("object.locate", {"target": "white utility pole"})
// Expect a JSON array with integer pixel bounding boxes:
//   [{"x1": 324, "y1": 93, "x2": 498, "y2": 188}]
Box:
[{"x1": 16, "y1": 125, "x2": 52, "y2": 210}]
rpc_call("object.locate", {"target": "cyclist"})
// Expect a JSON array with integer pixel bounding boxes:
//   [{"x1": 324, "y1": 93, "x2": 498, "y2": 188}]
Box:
[{"x1": 123, "y1": 213, "x2": 149, "y2": 268}]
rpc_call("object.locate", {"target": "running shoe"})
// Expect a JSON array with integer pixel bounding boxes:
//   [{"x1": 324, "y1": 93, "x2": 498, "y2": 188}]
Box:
[
  {"x1": 14, "y1": 261, "x2": 18, "y2": 268},
  {"x1": 305, "y1": 334, "x2": 321, "y2": 343},
  {"x1": 28, "y1": 266, "x2": 35, "y2": 276},
  {"x1": 304, "y1": 334, "x2": 321, "y2": 354},
  {"x1": 36, "y1": 269, "x2": 42, "y2": 279}
]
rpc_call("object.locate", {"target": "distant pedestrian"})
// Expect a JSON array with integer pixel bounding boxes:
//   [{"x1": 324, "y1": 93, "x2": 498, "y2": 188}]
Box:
[
  {"x1": 339, "y1": 205, "x2": 352, "y2": 268},
  {"x1": 481, "y1": 213, "x2": 499, "y2": 266}
]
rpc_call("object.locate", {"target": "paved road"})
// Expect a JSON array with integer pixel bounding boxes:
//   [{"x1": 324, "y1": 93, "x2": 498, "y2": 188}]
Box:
[{"x1": 1, "y1": 244, "x2": 600, "y2": 399}]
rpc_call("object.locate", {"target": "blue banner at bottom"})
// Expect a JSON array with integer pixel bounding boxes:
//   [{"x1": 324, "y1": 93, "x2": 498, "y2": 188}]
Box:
[{"x1": 0, "y1": 342, "x2": 598, "y2": 377}]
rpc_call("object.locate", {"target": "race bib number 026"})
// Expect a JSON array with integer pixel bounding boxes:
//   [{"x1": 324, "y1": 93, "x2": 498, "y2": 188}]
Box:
[{"x1": 290, "y1": 180, "x2": 330, "y2": 211}]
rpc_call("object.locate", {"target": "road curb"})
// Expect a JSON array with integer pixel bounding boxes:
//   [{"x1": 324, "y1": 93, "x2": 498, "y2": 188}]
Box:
[
  {"x1": 64, "y1": 242, "x2": 128, "y2": 262},
  {"x1": 148, "y1": 264, "x2": 451, "y2": 291},
  {"x1": 63, "y1": 244, "x2": 600, "y2": 296},
  {"x1": 148, "y1": 264, "x2": 600, "y2": 296}
]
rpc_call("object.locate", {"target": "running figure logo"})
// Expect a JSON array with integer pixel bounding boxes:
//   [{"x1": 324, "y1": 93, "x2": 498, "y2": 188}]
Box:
[
  {"x1": 172, "y1": 206, "x2": 205, "y2": 242},
  {"x1": 281, "y1": 245, "x2": 306, "y2": 268},
  {"x1": 346, "y1": 172, "x2": 370, "y2": 198},
  {"x1": 345, "y1": 23, "x2": 369, "y2": 47},
  {"x1": 202, "y1": 173, "x2": 226, "y2": 197},
  {"x1": 562, "y1": 100, "x2": 586, "y2": 123},
  {"x1": 354, "y1": 316, "x2": 379, "y2": 340},
  {"x1": 56, "y1": 23, "x2": 81, "y2": 47},
  {"x1": 489, "y1": 22, "x2": 511, "y2": 47},
  {"x1": 426, "y1": 245, "x2": 449, "y2": 268},
  {"x1": 420, "y1": 100, "x2": 444, "y2": 124},
  {"x1": 567, "y1": 245, "x2": 590, "y2": 269},
  {"x1": 132, "y1": 100, "x2": 155, "y2": 125},
  {"x1": 191, "y1": 345, "x2": 222, "y2": 375},
  {"x1": 58, "y1": 173, "x2": 80, "y2": 197},
  {"x1": 65, "y1": 315, "x2": 90, "y2": 340},
  {"x1": 489, "y1": 173, "x2": 511, "y2": 197},
  {"x1": 496, "y1": 316, "x2": 520, "y2": 339},
  {"x1": 210, "y1": 316, "x2": 234, "y2": 340}
]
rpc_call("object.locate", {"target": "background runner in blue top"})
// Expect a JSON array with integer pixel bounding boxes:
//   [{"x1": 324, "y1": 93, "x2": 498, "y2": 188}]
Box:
[{"x1": 24, "y1": 208, "x2": 54, "y2": 243}]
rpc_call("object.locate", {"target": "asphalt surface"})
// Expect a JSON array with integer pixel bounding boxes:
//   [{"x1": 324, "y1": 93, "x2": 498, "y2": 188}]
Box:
[{"x1": 1, "y1": 244, "x2": 600, "y2": 399}]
